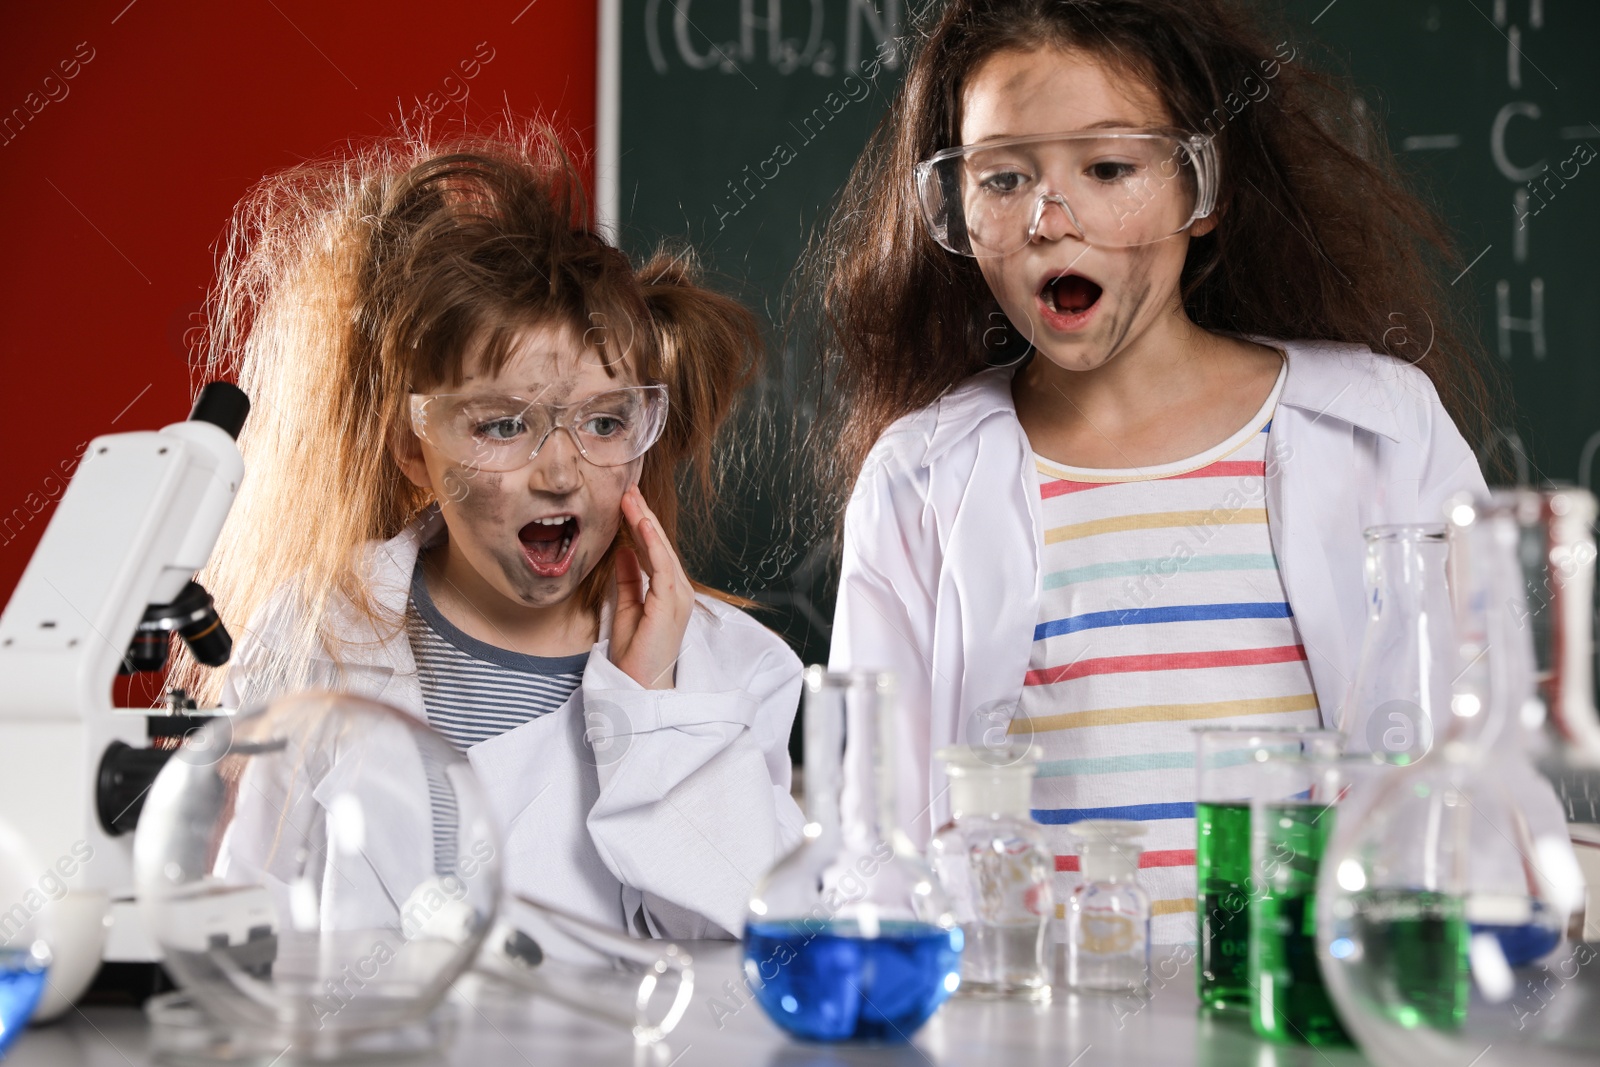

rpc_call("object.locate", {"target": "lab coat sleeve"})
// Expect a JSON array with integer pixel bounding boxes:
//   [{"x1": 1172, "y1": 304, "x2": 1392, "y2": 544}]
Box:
[
  {"x1": 1408, "y1": 367, "x2": 1489, "y2": 519},
  {"x1": 827, "y1": 435, "x2": 941, "y2": 835},
  {"x1": 581, "y1": 601, "x2": 805, "y2": 939}
]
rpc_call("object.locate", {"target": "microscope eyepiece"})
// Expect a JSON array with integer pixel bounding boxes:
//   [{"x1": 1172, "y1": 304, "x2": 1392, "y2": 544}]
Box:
[{"x1": 188, "y1": 381, "x2": 250, "y2": 440}]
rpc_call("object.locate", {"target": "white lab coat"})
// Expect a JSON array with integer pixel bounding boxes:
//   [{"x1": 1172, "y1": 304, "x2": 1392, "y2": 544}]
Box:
[
  {"x1": 828, "y1": 340, "x2": 1492, "y2": 846},
  {"x1": 221, "y1": 509, "x2": 806, "y2": 939}
]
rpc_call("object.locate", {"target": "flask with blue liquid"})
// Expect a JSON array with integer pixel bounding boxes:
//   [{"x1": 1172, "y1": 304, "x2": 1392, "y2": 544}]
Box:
[
  {"x1": 0, "y1": 819, "x2": 51, "y2": 1058},
  {"x1": 745, "y1": 668, "x2": 963, "y2": 1043}
]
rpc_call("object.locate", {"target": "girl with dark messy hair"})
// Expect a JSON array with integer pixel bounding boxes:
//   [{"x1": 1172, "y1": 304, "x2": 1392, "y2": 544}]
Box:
[{"x1": 818, "y1": 0, "x2": 1505, "y2": 945}]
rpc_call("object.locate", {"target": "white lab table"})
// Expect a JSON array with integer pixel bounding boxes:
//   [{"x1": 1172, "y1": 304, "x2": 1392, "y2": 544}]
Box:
[{"x1": 8, "y1": 944, "x2": 1374, "y2": 1067}]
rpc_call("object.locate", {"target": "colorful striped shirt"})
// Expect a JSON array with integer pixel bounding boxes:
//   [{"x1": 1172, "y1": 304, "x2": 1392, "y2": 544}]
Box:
[{"x1": 1014, "y1": 363, "x2": 1321, "y2": 944}]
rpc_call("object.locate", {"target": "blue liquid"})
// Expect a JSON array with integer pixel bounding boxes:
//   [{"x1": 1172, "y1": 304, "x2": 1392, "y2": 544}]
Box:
[
  {"x1": 0, "y1": 958, "x2": 48, "y2": 1056},
  {"x1": 1470, "y1": 921, "x2": 1562, "y2": 966},
  {"x1": 743, "y1": 920, "x2": 962, "y2": 1043}
]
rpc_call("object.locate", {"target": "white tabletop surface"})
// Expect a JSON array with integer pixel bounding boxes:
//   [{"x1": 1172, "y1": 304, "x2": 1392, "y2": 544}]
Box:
[{"x1": 9, "y1": 944, "x2": 1373, "y2": 1067}]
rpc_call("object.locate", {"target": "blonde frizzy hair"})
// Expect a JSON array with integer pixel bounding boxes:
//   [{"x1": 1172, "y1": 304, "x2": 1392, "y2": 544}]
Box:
[{"x1": 173, "y1": 126, "x2": 761, "y2": 706}]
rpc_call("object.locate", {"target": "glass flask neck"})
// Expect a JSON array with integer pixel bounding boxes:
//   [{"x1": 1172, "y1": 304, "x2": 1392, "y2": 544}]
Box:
[
  {"x1": 806, "y1": 668, "x2": 898, "y2": 848},
  {"x1": 1447, "y1": 497, "x2": 1542, "y2": 756},
  {"x1": 1364, "y1": 526, "x2": 1451, "y2": 624},
  {"x1": 1344, "y1": 525, "x2": 1454, "y2": 763}
]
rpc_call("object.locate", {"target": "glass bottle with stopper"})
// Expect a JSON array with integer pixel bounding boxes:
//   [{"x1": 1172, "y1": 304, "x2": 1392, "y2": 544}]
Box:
[
  {"x1": 928, "y1": 742, "x2": 1052, "y2": 1000},
  {"x1": 745, "y1": 668, "x2": 963, "y2": 1043},
  {"x1": 1063, "y1": 820, "x2": 1150, "y2": 993}
]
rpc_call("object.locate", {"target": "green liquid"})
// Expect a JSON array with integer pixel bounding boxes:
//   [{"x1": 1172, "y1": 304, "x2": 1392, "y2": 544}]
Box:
[
  {"x1": 1195, "y1": 801, "x2": 1253, "y2": 1013},
  {"x1": 1349, "y1": 889, "x2": 1469, "y2": 1031},
  {"x1": 1249, "y1": 803, "x2": 1351, "y2": 1046}
]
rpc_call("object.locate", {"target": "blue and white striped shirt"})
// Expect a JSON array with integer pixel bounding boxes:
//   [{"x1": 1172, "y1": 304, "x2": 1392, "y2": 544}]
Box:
[{"x1": 405, "y1": 560, "x2": 587, "y2": 874}]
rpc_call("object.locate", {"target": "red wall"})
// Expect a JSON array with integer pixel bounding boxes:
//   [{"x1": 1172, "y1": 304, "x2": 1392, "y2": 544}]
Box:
[{"x1": 0, "y1": 1, "x2": 598, "y2": 614}]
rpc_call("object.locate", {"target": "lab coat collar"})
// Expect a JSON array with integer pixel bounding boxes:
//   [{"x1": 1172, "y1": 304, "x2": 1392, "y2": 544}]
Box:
[{"x1": 920, "y1": 338, "x2": 1405, "y2": 468}]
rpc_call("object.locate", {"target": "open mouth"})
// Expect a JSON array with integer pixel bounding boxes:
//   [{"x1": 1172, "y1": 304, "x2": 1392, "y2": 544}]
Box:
[
  {"x1": 1040, "y1": 271, "x2": 1104, "y2": 320},
  {"x1": 518, "y1": 515, "x2": 580, "y2": 578}
]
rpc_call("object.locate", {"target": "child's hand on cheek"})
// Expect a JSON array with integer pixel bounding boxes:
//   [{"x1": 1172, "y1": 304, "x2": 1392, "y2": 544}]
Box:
[{"x1": 610, "y1": 485, "x2": 694, "y2": 690}]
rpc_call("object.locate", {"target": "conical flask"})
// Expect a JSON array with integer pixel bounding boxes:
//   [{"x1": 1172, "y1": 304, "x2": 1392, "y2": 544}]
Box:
[
  {"x1": 744, "y1": 668, "x2": 963, "y2": 1043},
  {"x1": 1340, "y1": 525, "x2": 1453, "y2": 765}
]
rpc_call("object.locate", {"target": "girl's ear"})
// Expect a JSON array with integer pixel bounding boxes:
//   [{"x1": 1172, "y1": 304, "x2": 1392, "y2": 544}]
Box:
[
  {"x1": 1192, "y1": 212, "x2": 1219, "y2": 237},
  {"x1": 390, "y1": 427, "x2": 434, "y2": 491}
]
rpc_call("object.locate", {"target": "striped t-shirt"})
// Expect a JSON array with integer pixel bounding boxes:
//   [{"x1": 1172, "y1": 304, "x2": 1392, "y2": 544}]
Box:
[
  {"x1": 405, "y1": 561, "x2": 587, "y2": 873},
  {"x1": 1013, "y1": 363, "x2": 1321, "y2": 944}
]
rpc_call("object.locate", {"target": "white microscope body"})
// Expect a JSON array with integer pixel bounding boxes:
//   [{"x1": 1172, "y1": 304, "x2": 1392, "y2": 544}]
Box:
[{"x1": 0, "y1": 383, "x2": 247, "y2": 1018}]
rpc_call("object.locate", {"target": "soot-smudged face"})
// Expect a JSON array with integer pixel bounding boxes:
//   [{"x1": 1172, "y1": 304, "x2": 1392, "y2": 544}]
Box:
[
  {"x1": 410, "y1": 322, "x2": 641, "y2": 613},
  {"x1": 959, "y1": 46, "x2": 1210, "y2": 373}
]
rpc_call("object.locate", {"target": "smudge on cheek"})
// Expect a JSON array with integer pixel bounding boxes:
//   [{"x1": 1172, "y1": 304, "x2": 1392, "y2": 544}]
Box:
[{"x1": 1099, "y1": 245, "x2": 1160, "y2": 361}]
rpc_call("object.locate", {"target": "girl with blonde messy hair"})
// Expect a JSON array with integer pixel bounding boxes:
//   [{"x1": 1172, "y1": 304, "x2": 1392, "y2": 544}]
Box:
[{"x1": 177, "y1": 128, "x2": 804, "y2": 938}]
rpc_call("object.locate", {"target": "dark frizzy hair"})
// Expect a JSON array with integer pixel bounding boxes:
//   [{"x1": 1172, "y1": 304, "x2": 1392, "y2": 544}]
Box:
[
  {"x1": 808, "y1": 0, "x2": 1498, "y2": 504},
  {"x1": 180, "y1": 126, "x2": 760, "y2": 702}
]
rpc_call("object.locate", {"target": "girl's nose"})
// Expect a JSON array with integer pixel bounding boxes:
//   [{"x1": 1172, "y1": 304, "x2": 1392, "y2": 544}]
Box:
[
  {"x1": 529, "y1": 426, "x2": 584, "y2": 494},
  {"x1": 1028, "y1": 193, "x2": 1085, "y2": 244}
]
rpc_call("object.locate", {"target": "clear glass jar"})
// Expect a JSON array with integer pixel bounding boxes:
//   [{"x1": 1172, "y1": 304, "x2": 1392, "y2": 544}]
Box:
[
  {"x1": 1063, "y1": 820, "x2": 1150, "y2": 993},
  {"x1": 928, "y1": 743, "x2": 1052, "y2": 1000},
  {"x1": 745, "y1": 669, "x2": 963, "y2": 1043}
]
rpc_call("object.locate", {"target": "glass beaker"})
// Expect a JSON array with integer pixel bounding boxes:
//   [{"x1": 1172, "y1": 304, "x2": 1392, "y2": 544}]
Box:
[
  {"x1": 1340, "y1": 525, "x2": 1453, "y2": 765},
  {"x1": 928, "y1": 743, "x2": 1052, "y2": 1000},
  {"x1": 1063, "y1": 820, "x2": 1150, "y2": 993},
  {"x1": 1248, "y1": 751, "x2": 1363, "y2": 1046},
  {"x1": 1193, "y1": 726, "x2": 1342, "y2": 1014},
  {"x1": 745, "y1": 669, "x2": 963, "y2": 1043}
]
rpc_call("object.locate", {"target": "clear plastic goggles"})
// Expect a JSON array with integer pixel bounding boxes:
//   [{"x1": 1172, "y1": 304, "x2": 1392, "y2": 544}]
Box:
[
  {"x1": 915, "y1": 129, "x2": 1218, "y2": 257},
  {"x1": 409, "y1": 384, "x2": 668, "y2": 472}
]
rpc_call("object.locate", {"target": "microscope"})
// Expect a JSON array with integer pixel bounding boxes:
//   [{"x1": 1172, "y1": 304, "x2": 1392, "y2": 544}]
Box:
[{"x1": 0, "y1": 382, "x2": 248, "y2": 1019}]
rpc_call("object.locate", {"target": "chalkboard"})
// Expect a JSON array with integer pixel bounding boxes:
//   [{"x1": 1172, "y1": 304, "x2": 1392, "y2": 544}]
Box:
[
  {"x1": 605, "y1": 0, "x2": 908, "y2": 676},
  {"x1": 1276, "y1": 0, "x2": 1600, "y2": 490},
  {"x1": 606, "y1": 0, "x2": 1600, "y2": 681}
]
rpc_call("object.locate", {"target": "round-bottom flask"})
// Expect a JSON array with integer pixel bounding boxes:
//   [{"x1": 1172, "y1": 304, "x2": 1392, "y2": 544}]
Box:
[
  {"x1": 745, "y1": 669, "x2": 962, "y2": 1043},
  {"x1": 928, "y1": 743, "x2": 1052, "y2": 1000},
  {"x1": 0, "y1": 819, "x2": 51, "y2": 1057}
]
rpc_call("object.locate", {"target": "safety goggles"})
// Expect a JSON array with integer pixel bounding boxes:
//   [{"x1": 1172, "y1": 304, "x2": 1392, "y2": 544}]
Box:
[
  {"x1": 914, "y1": 129, "x2": 1218, "y2": 257},
  {"x1": 409, "y1": 384, "x2": 669, "y2": 472}
]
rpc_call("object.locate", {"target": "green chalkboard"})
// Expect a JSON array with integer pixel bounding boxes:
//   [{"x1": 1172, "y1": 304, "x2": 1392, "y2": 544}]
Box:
[
  {"x1": 1276, "y1": 0, "x2": 1600, "y2": 489},
  {"x1": 613, "y1": 0, "x2": 1600, "y2": 684},
  {"x1": 613, "y1": 0, "x2": 907, "y2": 676}
]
